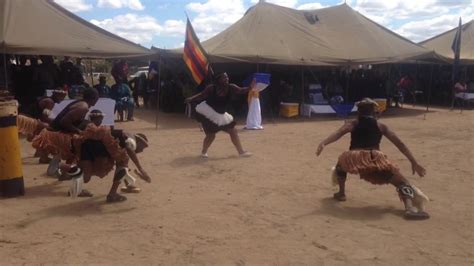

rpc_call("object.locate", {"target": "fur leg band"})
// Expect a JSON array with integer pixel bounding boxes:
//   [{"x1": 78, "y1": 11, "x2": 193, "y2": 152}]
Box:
[
  {"x1": 68, "y1": 166, "x2": 83, "y2": 198},
  {"x1": 114, "y1": 167, "x2": 136, "y2": 186},
  {"x1": 397, "y1": 184, "x2": 414, "y2": 199}
]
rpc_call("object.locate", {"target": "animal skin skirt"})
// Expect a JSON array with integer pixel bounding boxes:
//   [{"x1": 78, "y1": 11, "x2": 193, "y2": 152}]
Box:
[{"x1": 337, "y1": 150, "x2": 401, "y2": 185}]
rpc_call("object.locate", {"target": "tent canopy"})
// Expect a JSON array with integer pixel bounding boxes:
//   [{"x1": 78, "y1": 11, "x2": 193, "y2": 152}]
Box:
[
  {"x1": 0, "y1": 0, "x2": 151, "y2": 58},
  {"x1": 166, "y1": 2, "x2": 439, "y2": 66},
  {"x1": 420, "y1": 20, "x2": 474, "y2": 64}
]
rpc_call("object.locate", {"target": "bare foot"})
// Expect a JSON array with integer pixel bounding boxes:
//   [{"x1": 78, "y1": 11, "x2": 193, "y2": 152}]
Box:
[
  {"x1": 106, "y1": 193, "x2": 127, "y2": 203},
  {"x1": 404, "y1": 210, "x2": 430, "y2": 220},
  {"x1": 239, "y1": 151, "x2": 253, "y2": 157},
  {"x1": 333, "y1": 192, "x2": 346, "y2": 201}
]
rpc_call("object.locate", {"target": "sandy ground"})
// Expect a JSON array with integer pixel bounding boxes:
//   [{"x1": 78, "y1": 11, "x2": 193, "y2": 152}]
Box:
[{"x1": 1, "y1": 105, "x2": 473, "y2": 265}]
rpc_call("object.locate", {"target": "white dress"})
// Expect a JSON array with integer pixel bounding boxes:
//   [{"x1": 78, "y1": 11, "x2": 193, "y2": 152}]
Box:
[{"x1": 245, "y1": 96, "x2": 263, "y2": 129}]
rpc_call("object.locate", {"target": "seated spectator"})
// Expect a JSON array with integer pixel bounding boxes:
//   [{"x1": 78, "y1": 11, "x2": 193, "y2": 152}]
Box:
[
  {"x1": 110, "y1": 60, "x2": 134, "y2": 121},
  {"x1": 94, "y1": 75, "x2": 110, "y2": 98},
  {"x1": 110, "y1": 82, "x2": 134, "y2": 121},
  {"x1": 468, "y1": 80, "x2": 474, "y2": 92},
  {"x1": 454, "y1": 79, "x2": 468, "y2": 93},
  {"x1": 330, "y1": 95, "x2": 344, "y2": 105},
  {"x1": 130, "y1": 73, "x2": 147, "y2": 108}
]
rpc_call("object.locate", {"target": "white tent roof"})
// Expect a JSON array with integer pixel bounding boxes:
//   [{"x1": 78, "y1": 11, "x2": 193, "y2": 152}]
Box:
[
  {"x1": 0, "y1": 0, "x2": 151, "y2": 58},
  {"x1": 420, "y1": 20, "x2": 474, "y2": 64}
]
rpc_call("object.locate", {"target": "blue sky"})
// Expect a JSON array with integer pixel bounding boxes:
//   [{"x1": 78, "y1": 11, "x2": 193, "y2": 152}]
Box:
[{"x1": 55, "y1": 0, "x2": 474, "y2": 49}]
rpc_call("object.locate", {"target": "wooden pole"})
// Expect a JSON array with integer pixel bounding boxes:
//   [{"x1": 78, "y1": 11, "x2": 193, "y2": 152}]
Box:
[
  {"x1": 155, "y1": 56, "x2": 162, "y2": 129},
  {"x1": 387, "y1": 64, "x2": 391, "y2": 107},
  {"x1": 301, "y1": 66, "x2": 304, "y2": 104},
  {"x1": 89, "y1": 59, "x2": 94, "y2": 86},
  {"x1": 413, "y1": 61, "x2": 418, "y2": 107},
  {"x1": 424, "y1": 64, "x2": 434, "y2": 120},
  {"x1": 2, "y1": 45, "x2": 8, "y2": 91},
  {"x1": 345, "y1": 65, "x2": 350, "y2": 103}
]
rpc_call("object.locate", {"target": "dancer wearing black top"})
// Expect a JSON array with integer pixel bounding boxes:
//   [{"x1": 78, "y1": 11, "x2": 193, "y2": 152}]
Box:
[
  {"x1": 317, "y1": 98, "x2": 430, "y2": 220},
  {"x1": 185, "y1": 72, "x2": 254, "y2": 158}
]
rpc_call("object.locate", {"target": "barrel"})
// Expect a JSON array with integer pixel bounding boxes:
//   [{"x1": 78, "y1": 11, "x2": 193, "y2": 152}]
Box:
[
  {"x1": 0, "y1": 100, "x2": 24, "y2": 197},
  {"x1": 373, "y1": 98, "x2": 387, "y2": 113}
]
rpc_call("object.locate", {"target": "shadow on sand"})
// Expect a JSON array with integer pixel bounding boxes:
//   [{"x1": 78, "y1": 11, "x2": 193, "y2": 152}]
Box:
[
  {"x1": 22, "y1": 181, "x2": 69, "y2": 199},
  {"x1": 14, "y1": 196, "x2": 136, "y2": 229},
  {"x1": 170, "y1": 154, "x2": 242, "y2": 168},
  {"x1": 295, "y1": 197, "x2": 405, "y2": 221}
]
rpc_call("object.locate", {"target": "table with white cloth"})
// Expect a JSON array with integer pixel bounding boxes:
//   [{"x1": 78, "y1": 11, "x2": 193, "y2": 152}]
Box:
[
  {"x1": 50, "y1": 98, "x2": 116, "y2": 126},
  {"x1": 300, "y1": 103, "x2": 357, "y2": 117},
  {"x1": 455, "y1": 92, "x2": 474, "y2": 100}
]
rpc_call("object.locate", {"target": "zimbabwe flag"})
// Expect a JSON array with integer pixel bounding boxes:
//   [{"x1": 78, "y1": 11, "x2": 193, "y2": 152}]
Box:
[{"x1": 183, "y1": 18, "x2": 209, "y2": 85}]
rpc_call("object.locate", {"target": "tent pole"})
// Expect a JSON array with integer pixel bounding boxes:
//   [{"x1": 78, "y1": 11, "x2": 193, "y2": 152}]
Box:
[
  {"x1": 2, "y1": 44, "x2": 8, "y2": 91},
  {"x1": 413, "y1": 60, "x2": 418, "y2": 107},
  {"x1": 301, "y1": 66, "x2": 304, "y2": 104},
  {"x1": 264, "y1": 63, "x2": 274, "y2": 120},
  {"x1": 387, "y1": 64, "x2": 391, "y2": 107},
  {"x1": 89, "y1": 59, "x2": 94, "y2": 86},
  {"x1": 424, "y1": 64, "x2": 434, "y2": 119},
  {"x1": 155, "y1": 56, "x2": 162, "y2": 129},
  {"x1": 345, "y1": 64, "x2": 350, "y2": 103}
]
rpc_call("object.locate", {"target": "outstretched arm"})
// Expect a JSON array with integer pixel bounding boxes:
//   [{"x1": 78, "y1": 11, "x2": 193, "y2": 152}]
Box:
[
  {"x1": 126, "y1": 147, "x2": 151, "y2": 183},
  {"x1": 316, "y1": 121, "x2": 354, "y2": 156},
  {"x1": 185, "y1": 85, "x2": 212, "y2": 103},
  {"x1": 230, "y1": 79, "x2": 256, "y2": 94},
  {"x1": 379, "y1": 122, "x2": 426, "y2": 177}
]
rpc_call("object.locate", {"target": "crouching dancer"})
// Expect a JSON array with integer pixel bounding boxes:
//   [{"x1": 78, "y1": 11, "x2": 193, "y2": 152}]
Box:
[
  {"x1": 74, "y1": 116, "x2": 151, "y2": 203},
  {"x1": 32, "y1": 87, "x2": 100, "y2": 179},
  {"x1": 316, "y1": 98, "x2": 429, "y2": 220}
]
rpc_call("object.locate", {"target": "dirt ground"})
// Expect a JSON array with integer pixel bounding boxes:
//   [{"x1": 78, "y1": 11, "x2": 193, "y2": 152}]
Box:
[{"x1": 1, "y1": 106, "x2": 473, "y2": 265}]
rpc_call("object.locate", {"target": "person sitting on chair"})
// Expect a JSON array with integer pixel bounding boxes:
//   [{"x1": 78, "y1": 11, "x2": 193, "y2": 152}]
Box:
[
  {"x1": 110, "y1": 82, "x2": 134, "y2": 122},
  {"x1": 454, "y1": 79, "x2": 467, "y2": 93},
  {"x1": 94, "y1": 75, "x2": 111, "y2": 98},
  {"x1": 110, "y1": 60, "x2": 134, "y2": 121}
]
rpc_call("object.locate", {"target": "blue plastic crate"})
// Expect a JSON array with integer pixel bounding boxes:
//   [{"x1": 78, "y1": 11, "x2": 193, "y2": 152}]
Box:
[
  {"x1": 243, "y1": 73, "x2": 271, "y2": 91},
  {"x1": 331, "y1": 103, "x2": 355, "y2": 117}
]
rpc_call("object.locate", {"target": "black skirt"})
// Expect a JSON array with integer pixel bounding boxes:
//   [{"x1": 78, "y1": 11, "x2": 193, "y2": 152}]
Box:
[{"x1": 80, "y1": 139, "x2": 111, "y2": 161}]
